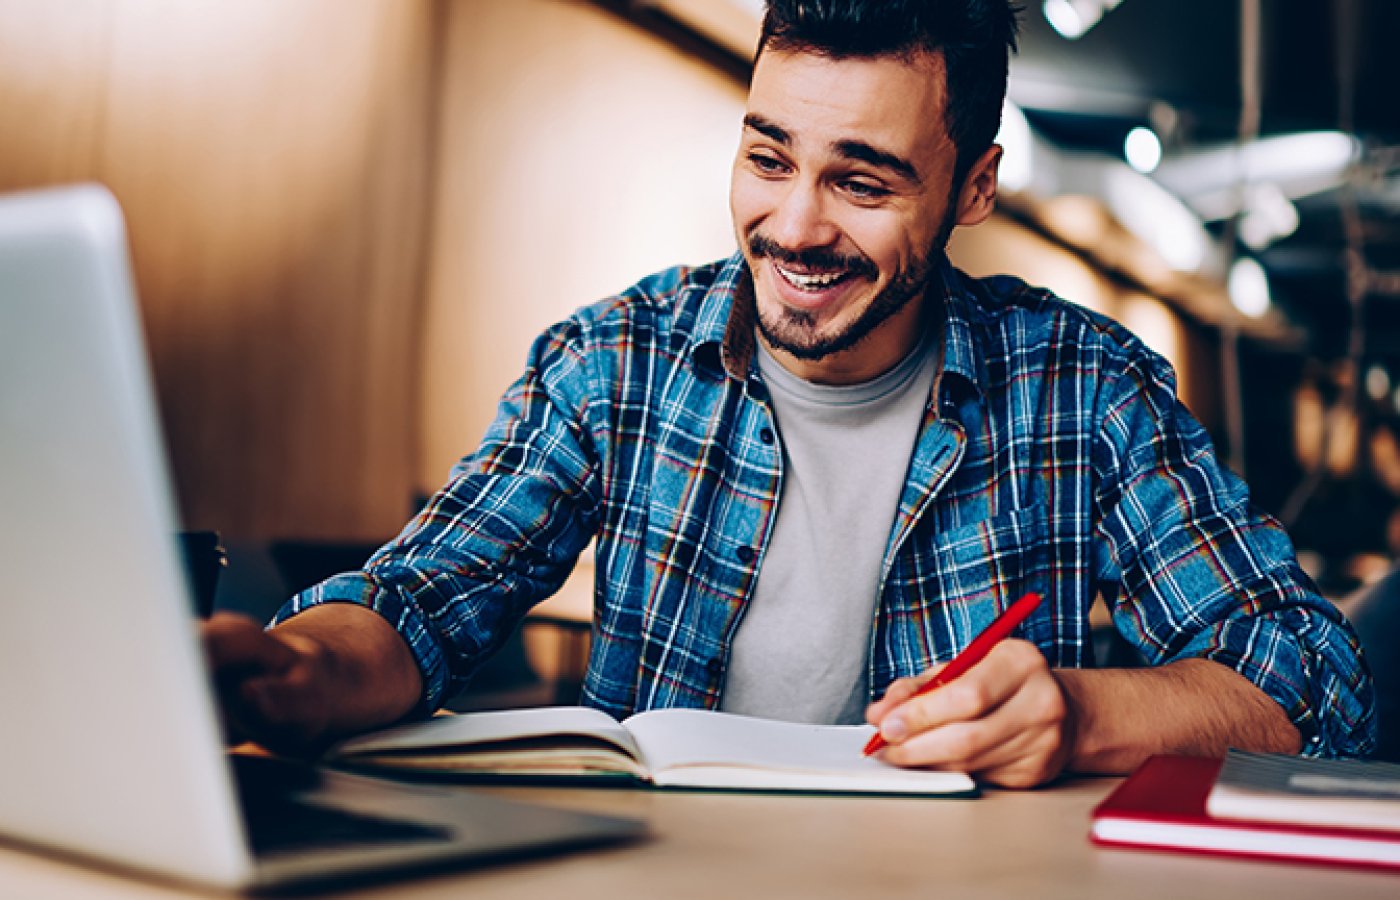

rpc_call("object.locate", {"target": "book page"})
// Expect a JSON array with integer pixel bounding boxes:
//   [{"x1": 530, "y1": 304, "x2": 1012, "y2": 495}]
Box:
[
  {"x1": 622, "y1": 709, "x2": 975, "y2": 794},
  {"x1": 332, "y1": 742, "x2": 650, "y2": 780},
  {"x1": 331, "y1": 706, "x2": 644, "y2": 763}
]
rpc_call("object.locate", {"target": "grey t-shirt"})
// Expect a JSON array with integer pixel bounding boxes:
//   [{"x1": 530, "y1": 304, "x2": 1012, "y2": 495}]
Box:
[{"x1": 718, "y1": 333, "x2": 939, "y2": 724}]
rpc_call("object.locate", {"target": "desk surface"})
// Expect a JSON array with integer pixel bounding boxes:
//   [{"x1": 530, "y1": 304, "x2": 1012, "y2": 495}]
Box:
[{"x1": 2, "y1": 776, "x2": 1396, "y2": 899}]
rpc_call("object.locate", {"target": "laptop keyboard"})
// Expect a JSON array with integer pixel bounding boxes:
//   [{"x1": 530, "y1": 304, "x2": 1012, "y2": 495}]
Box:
[{"x1": 231, "y1": 754, "x2": 452, "y2": 856}]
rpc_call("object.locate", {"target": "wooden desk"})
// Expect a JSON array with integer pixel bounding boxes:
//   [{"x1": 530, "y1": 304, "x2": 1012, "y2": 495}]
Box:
[{"x1": 2, "y1": 777, "x2": 1397, "y2": 898}]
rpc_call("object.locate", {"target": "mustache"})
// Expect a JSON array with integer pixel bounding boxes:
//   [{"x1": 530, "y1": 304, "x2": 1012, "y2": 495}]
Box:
[{"x1": 747, "y1": 233, "x2": 878, "y2": 280}]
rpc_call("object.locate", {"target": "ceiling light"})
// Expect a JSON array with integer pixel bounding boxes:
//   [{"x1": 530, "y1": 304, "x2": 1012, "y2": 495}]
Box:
[
  {"x1": 1237, "y1": 182, "x2": 1300, "y2": 250},
  {"x1": 1043, "y1": 0, "x2": 1089, "y2": 38},
  {"x1": 1153, "y1": 131, "x2": 1360, "y2": 221},
  {"x1": 1124, "y1": 126, "x2": 1162, "y2": 174},
  {"x1": 1228, "y1": 257, "x2": 1271, "y2": 318},
  {"x1": 1051, "y1": 152, "x2": 1214, "y2": 275},
  {"x1": 1366, "y1": 365, "x2": 1391, "y2": 402},
  {"x1": 1102, "y1": 166, "x2": 1210, "y2": 272},
  {"x1": 1042, "y1": 0, "x2": 1127, "y2": 40}
]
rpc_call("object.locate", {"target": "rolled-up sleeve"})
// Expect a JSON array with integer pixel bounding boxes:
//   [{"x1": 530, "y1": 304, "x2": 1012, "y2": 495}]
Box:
[
  {"x1": 273, "y1": 316, "x2": 604, "y2": 713},
  {"x1": 1091, "y1": 352, "x2": 1377, "y2": 757}
]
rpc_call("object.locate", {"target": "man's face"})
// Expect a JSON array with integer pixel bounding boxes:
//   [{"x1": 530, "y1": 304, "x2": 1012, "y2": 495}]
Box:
[{"x1": 731, "y1": 48, "x2": 994, "y2": 383}]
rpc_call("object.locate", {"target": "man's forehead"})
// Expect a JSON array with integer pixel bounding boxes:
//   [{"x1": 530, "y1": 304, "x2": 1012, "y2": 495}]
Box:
[
  {"x1": 747, "y1": 47, "x2": 946, "y2": 111},
  {"x1": 743, "y1": 48, "x2": 951, "y2": 153}
]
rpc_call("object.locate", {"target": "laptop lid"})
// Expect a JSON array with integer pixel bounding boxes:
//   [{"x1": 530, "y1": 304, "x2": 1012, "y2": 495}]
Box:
[
  {"x1": 0, "y1": 183, "x2": 257, "y2": 886},
  {"x1": 0, "y1": 184, "x2": 641, "y2": 890}
]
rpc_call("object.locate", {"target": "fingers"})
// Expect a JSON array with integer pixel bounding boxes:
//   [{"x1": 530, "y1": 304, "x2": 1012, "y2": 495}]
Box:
[
  {"x1": 869, "y1": 640, "x2": 1071, "y2": 788},
  {"x1": 201, "y1": 612, "x2": 298, "y2": 675},
  {"x1": 200, "y1": 613, "x2": 328, "y2": 754},
  {"x1": 881, "y1": 681, "x2": 1068, "y2": 785},
  {"x1": 868, "y1": 641, "x2": 1030, "y2": 737}
]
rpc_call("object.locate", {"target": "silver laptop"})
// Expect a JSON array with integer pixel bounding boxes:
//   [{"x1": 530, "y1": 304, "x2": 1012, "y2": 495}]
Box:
[{"x1": 0, "y1": 184, "x2": 643, "y2": 891}]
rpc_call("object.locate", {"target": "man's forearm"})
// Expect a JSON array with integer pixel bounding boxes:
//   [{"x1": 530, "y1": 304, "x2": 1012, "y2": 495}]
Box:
[{"x1": 1055, "y1": 658, "x2": 1301, "y2": 774}]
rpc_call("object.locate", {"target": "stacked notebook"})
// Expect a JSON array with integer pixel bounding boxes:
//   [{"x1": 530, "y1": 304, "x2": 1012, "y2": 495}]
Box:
[{"x1": 1090, "y1": 750, "x2": 1400, "y2": 871}]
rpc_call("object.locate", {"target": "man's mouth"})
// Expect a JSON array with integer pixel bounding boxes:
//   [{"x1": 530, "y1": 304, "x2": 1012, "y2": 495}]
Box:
[
  {"x1": 774, "y1": 264, "x2": 853, "y2": 292},
  {"x1": 747, "y1": 233, "x2": 876, "y2": 296}
]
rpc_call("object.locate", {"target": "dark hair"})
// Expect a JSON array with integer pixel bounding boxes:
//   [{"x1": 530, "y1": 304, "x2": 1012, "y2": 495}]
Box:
[{"x1": 758, "y1": 1, "x2": 1021, "y2": 187}]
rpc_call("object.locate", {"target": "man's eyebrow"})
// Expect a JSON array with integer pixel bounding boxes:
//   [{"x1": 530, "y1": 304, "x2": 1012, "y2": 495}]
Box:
[
  {"x1": 743, "y1": 113, "x2": 789, "y2": 145},
  {"x1": 744, "y1": 112, "x2": 922, "y2": 185},
  {"x1": 834, "y1": 139, "x2": 922, "y2": 185}
]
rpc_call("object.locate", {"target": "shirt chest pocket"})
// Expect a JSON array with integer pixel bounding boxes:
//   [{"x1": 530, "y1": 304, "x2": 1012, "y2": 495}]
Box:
[{"x1": 915, "y1": 503, "x2": 1050, "y2": 646}]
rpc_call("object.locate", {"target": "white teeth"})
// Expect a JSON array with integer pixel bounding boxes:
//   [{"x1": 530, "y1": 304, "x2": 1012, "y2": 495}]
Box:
[{"x1": 776, "y1": 265, "x2": 845, "y2": 290}]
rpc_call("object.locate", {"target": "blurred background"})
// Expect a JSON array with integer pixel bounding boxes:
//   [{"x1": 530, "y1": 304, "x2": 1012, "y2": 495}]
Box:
[{"x1": 3, "y1": 0, "x2": 1398, "y2": 719}]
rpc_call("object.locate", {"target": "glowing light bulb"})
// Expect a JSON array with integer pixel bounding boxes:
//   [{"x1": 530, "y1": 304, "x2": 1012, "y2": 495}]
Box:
[
  {"x1": 1124, "y1": 126, "x2": 1162, "y2": 174},
  {"x1": 1228, "y1": 257, "x2": 1271, "y2": 318},
  {"x1": 1043, "y1": 0, "x2": 1089, "y2": 38}
]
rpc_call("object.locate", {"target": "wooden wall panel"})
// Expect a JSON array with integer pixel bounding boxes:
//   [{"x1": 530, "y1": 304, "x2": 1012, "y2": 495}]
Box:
[
  {"x1": 419, "y1": 0, "x2": 746, "y2": 489},
  {"x1": 0, "y1": 0, "x2": 438, "y2": 541}
]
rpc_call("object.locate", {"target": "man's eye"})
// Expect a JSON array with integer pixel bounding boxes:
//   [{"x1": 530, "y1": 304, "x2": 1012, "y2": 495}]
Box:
[
  {"x1": 748, "y1": 153, "x2": 788, "y2": 175},
  {"x1": 842, "y1": 180, "x2": 890, "y2": 200}
]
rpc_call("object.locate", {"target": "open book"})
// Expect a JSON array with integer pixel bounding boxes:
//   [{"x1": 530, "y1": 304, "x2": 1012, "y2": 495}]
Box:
[{"x1": 328, "y1": 707, "x2": 977, "y2": 797}]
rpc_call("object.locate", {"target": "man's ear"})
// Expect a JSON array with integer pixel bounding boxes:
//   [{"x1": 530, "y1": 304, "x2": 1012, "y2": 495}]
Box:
[{"x1": 954, "y1": 144, "x2": 1002, "y2": 228}]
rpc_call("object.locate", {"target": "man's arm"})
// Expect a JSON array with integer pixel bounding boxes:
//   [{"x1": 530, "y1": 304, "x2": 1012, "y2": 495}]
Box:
[
  {"x1": 202, "y1": 604, "x2": 422, "y2": 756},
  {"x1": 1086, "y1": 351, "x2": 1373, "y2": 759},
  {"x1": 1056, "y1": 657, "x2": 1301, "y2": 770},
  {"x1": 866, "y1": 643, "x2": 1299, "y2": 789},
  {"x1": 216, "y1": 311, "x2": 607, "y2": 743}
]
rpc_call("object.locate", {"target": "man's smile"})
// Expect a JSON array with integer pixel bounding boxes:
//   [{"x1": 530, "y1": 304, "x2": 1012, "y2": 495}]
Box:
[
  {"x1": 774, "y1": 263, "x2": 855, "y2": 292},
  {"x1": 762, "y1": 256, "x2": 871, "y2": 316}
]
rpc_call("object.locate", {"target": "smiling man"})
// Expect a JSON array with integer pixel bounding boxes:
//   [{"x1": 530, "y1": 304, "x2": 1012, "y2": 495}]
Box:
[
  {"x1": 735, "y1": 49, "x2": 981, "y2": 383},
  {"x1": 204, "y1": 0, "x2": 1375, "y2": 787}
]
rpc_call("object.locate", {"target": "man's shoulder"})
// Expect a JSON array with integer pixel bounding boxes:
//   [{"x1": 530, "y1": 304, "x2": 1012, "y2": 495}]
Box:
[
  {"x1": 523, "y1": 255, "x2": 740, "y2": 397},
  {"x1": 950, "y1": 267, "x2": 1158, "y2": 366},
  {"x1": 572, "y1": 255, "x2": 736, "y2": 335}
]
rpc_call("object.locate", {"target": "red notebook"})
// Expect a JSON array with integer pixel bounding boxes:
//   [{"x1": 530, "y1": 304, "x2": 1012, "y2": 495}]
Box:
[{"x1": 1090, "y1": 755, "x2": 1400, "y2": 872}]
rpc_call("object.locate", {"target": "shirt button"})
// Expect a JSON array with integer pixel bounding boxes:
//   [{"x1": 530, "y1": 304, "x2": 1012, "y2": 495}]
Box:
[
  {"x1": 706, "y1": 657, "x2": 724, "y2": 677},
  {"x1": 736, "y1": 546, "x2": 755, "y2": 564},
  {"x1": 759, "y1": 427, "x2": 775, "y2": 445}
]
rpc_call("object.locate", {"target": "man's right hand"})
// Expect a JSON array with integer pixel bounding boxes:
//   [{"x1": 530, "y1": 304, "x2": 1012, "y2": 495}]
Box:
[
  {"x1": 199, "y1": 603, "x2": 423, "y2": 757},
  {"x1": 201, "y1": 611, "x2": 337, "y2": 755}
]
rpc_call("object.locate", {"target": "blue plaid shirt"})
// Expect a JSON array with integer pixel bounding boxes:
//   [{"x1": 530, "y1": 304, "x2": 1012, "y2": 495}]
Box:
[{"x1": 278, "y1": 252, "x2": 1376, "y2": 757}]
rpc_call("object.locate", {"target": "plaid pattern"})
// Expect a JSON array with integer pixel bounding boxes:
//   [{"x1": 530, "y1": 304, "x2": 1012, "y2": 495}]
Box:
[{"x1": 279, "y1": 252, "x2": 1375, "y2": 757}]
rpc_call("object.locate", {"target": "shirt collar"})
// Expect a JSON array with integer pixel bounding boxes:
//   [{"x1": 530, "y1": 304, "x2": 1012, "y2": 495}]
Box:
[
  {"x1": 931, "y1": 258, "x2": 988, "y2": 405},
  {"x1": 687, "y1": 251, "x2": 754, "y2": 382}
]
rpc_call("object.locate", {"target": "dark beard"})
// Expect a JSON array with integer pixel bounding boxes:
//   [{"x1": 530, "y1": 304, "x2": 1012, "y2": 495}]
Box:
[{"x1": 749, "y1": 208, "x2": 955, "y2": 363}]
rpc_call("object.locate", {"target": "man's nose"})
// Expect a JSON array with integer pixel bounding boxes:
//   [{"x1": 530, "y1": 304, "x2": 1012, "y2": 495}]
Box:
[{"x1": 767, "y1": 179, "x2": 838, "y2": 250}]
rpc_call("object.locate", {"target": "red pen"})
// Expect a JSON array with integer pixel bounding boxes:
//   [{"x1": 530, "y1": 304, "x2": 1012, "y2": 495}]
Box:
[{"x1": 863, "y1": 591, "x2": 1044, "y2": 756}]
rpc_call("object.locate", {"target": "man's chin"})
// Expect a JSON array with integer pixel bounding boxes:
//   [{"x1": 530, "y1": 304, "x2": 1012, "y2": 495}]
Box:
[{"x1": 756, "y1": 306, "x2": 853, "y2": 362}]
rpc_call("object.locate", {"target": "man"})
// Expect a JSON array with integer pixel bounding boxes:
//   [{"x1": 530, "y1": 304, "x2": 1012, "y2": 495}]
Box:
[{"x1": 205, "y1": 0, "x2": 1375, "y2": 788}]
